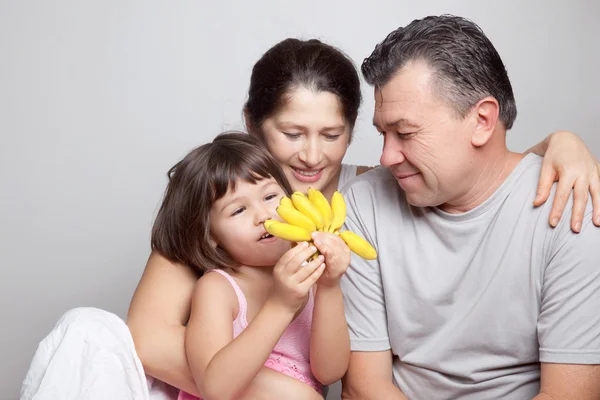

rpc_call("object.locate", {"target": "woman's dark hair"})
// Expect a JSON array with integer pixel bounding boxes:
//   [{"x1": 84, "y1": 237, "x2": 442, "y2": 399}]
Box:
[
  {"x1": 151, "y1": 132, "x2": 293, "y2": 273},
  {"x1": 245, "y1": 38, "x2": 362, "y2": 141}
]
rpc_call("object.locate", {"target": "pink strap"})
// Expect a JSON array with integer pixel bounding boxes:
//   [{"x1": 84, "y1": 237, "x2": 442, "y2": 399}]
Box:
[{"x1": 209, "y1": 269, "x2": 248, "y2": 323}]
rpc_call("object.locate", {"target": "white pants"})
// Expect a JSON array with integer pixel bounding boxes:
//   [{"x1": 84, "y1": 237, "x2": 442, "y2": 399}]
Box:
[
  {"x1": 20, "y1": 307, "x2": 342, "y2": 399},
  {"x1": 20, "y1": 307, "x2": 179, "y2": 400}
]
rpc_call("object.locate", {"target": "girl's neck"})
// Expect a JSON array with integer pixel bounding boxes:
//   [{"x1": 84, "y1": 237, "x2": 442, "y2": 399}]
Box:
[{"x1": 226, "y1": 264, "x2": 275, "y2": 287}]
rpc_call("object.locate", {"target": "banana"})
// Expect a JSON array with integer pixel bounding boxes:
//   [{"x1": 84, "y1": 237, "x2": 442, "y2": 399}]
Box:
[
  {"x1": 307, "y1": 188, "x2": 332, "y2": 230},
  {"x1": 277, "y1": 205, "x2": 317, "y2": 232},
  {"x1": 264, "y1": 220, "x2": 312, "y2": 242},
  {"x1": 338, "y1": 230, "x2": 377, "y2": 260},
  {"x1": 280, "y1": 196, "x2": 294, "y2": 208},
  {"x1": 266, "y1": 189, "x2": 377, "y2": 261},
  {"x1": 291, "y1": 192, "x2": 324, "y2": 230},
  {"x1": 328, "y1": 191, "x2": 346, "y2": 233}
]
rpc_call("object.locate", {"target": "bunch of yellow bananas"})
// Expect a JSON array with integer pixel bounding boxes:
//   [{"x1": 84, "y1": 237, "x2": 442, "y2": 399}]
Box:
[{"x1": 264, "y1": 188, "x2": 377, "y2": 260}]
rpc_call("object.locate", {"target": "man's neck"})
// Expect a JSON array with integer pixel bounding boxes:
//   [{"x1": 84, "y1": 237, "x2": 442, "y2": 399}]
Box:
[{"x1": 439, "y1": 147, "x2": 525, "y2": 214}]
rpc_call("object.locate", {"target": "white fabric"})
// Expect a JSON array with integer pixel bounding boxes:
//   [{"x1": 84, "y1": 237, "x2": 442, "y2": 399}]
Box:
[{"x1": 20, "y1": 307, "x2": 178, "y2": 400}]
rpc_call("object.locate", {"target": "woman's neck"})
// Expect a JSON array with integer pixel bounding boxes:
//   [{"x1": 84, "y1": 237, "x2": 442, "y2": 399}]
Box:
[{"x1": 320, "y1": 165, "x2": 343, "y2": 202}]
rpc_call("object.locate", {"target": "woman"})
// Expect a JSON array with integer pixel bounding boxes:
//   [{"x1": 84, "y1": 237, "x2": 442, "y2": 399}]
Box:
[{"x1": 21, "y1": 38, "x2": 600, "y2": 400}]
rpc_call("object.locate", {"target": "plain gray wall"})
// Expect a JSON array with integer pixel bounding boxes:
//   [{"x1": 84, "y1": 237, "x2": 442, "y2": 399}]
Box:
[{"x1": 1, "y1": 0, "x2": 598, "y2": 397}]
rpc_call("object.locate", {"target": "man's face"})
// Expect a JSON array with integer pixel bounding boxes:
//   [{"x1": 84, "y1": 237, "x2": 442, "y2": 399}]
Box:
[{"x1": 373, "y1": 61, "x2": 476, "y2": 209}]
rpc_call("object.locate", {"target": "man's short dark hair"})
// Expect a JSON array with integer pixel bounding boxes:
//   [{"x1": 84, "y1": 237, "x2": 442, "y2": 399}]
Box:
[{"x1": 362, "y1": 15, "x2": 517, "y2": 129}]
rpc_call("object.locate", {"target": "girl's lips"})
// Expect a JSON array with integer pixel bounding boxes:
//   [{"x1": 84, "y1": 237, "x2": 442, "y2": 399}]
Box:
[
  {"x1": 258, "y1": 234, "x2": 278, "y2": 243},
  {"x1": 291, "y1": 167, "x2": 324, "y2": 183}
]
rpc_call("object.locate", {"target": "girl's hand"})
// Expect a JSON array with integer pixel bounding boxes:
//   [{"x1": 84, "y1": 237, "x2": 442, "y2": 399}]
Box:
[
  {"x1": 311, "y1": 231, "x2": 351, "y2": 288},
  {"x1": 532, "y1": 130, "x2": 600, "y2": 232},
  {"x1": 270, "y1": 242, "x2": 325, "y2": 313}
]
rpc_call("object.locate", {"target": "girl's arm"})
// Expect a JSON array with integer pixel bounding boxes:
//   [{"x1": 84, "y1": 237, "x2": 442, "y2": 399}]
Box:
[
  {"x1": 527, "y1": 130, "x2": 600, "y2": 231},
  {"x1": 186, "y1": 244, "x2": 325, "y2": 400},
  {"x1": 310, "y1": 232, "x2": 352, "y2": 385},
  {"x1": 126, "y1": 251, "x2": 200, "y2": 396}
]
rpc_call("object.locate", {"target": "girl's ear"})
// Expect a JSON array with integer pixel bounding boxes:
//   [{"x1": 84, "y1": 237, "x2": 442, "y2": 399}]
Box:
[{"x1": 209, "y1": 236, "x2": 218, "y2": 249}]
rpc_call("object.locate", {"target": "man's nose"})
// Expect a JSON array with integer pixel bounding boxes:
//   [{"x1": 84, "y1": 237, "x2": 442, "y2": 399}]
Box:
[{"x1": 379, "y1": 136, "x2": 406, "y2": 166}]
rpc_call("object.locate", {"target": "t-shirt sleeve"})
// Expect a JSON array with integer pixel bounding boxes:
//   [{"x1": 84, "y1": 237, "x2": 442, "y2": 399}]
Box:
[
  {"x1": 538, "y1": 211, "x2": 600, "y2": 364},
  {"x1": 340, "y1": 184, "x2": 391, "y2": 352}
]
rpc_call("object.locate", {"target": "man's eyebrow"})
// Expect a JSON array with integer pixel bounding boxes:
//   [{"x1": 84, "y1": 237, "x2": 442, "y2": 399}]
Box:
[{"x1": 373, "y1": 118, "x2": 420, "y2": 130}]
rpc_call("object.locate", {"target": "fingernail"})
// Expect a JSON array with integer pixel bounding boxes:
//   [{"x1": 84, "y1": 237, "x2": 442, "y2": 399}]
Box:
[
  {"x1": 595, "y1": 215, "x2": 600, "y2": 225},
  {"x1": 551, "y1": 217, "x2": 559, "y2": 227},
  {"x1": 309, "y1": 246, "x2": 317, "y2": 252},
  {"x1": 301, "y1": 261, "x2": 308, "y2": 267},
  {"x1": 575, "y1": 221, "x2": 582, "y2": 232},
  {"x1": 534, "y1": 193, "x2": 541, "y2": 202},
  {"x1": 318, "y1": 255, "x2": 325, "y2": 261},
  {"x1": 311, "y1": 231, "x2": 319, "y2": 239}
]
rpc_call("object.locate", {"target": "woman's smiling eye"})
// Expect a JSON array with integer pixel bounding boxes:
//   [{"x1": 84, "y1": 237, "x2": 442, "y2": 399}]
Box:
[
  {"x1": 323, "y1": 134, "x2": 341, "y2": 141},
  {"x1": 283, "y1": 132, "x2": 301, "y2": 140}
]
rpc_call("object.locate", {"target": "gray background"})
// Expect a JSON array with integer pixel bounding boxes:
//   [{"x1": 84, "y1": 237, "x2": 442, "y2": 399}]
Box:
[{"x1": 1, "y1": 0, "x2": 598, "y2": 397}]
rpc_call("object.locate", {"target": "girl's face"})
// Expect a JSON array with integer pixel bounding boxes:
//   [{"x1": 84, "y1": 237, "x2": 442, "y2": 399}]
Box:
[
  {"x1": 209, "y1": 177, "x2": 290, "y2": 267},
  {"x1": 259, "y1": 88, "x2": 351, "y2": 200}
]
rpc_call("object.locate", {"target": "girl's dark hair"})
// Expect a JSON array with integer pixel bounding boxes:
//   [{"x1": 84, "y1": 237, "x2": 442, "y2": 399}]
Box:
[
  {"x1": 151, "y1": 132, "x2": 293, "y2": 273},
  {"x1": 245, "y1": 38, "x2": 362, "y2": 141}
]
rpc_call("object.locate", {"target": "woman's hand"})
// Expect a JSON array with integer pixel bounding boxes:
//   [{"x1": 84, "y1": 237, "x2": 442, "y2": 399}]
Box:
[{"x1": 531, "y1": 131, "x2": 600, "y2": 232}]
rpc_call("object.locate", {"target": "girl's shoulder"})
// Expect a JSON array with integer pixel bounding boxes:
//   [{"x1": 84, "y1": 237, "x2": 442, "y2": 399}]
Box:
[{"x1": 193, "y1": 269, "x2": 240, "y2": 320}]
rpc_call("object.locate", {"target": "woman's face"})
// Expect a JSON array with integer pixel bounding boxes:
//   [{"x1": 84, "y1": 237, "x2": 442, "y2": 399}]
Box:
[{"x1": 258, "y1": 87, "x2": 351, "y2": 199}]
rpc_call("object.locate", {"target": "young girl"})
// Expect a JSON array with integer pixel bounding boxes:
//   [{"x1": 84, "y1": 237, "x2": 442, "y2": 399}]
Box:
[{"x1": 151, "y1": 132, "x2": 351, "y2": 399}]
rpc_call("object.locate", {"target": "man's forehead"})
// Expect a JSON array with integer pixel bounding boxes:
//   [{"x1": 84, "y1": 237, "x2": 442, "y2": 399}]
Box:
[{"x1": 373, "y1": 61, "x2": 434, "y2": 105}]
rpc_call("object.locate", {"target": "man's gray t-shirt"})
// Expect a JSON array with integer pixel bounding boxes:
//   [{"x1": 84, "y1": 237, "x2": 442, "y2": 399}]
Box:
[{"x1": 340, "y1": 154, "x2": 600, "y2": 399}]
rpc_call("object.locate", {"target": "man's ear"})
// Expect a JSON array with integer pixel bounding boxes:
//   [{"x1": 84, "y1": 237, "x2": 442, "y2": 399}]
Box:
[{"x1": 471, "y1": 96, "x2": 500, "y2": 147}]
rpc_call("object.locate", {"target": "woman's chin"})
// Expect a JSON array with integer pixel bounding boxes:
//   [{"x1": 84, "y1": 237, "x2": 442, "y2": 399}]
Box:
[{"x1": 288, "y1": 174, "x2": 328, "y2": 193}]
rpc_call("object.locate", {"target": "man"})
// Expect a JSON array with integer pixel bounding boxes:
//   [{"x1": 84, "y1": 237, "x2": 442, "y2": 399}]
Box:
[{"x1": 340, "y1": 15, "x2": 600, "y2": 399}]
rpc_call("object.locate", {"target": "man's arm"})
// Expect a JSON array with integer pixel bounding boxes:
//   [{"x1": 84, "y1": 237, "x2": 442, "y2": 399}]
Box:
[
  {"x1": 533, "y1": 364, "x2": 600, "y2": 400},
  {"x1": 341, "y1": 350, "x2": 407, "y2": 400}
]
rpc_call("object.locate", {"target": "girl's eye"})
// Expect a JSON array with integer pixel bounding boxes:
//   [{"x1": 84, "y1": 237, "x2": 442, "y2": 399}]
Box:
[
  {"x1": 265, "y1": 193, "x2": 278, "y2": 201},
  {"x1": 283, "y1": 132, "x2": 301, "y2": 140},
  {"x1": 231, "y1": 207, "x2": 245, "y2": 216}
]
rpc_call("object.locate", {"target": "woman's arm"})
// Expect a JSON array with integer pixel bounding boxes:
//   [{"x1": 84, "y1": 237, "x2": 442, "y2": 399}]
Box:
[
  {"x1": 527, "y1": 131, "x2": 600, "y2": 232},
  {"x1": 126, "y1": 251, "x2": 200, "y2": 396}
]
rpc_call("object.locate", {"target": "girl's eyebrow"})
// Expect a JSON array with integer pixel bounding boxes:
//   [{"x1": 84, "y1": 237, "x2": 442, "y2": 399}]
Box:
[{"x1": 219, "y1": 180, "x2": 279, "y2": 213}]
